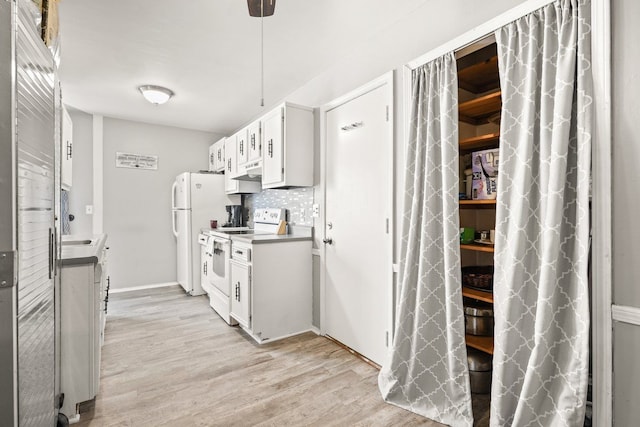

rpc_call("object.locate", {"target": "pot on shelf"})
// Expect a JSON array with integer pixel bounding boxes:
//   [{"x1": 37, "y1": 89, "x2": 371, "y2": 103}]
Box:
[
  {"x1": 464, "y1": 301, "x2": 494, "y2": 336},
  {"x1": 467, "y1": 347, "x2": 492, "y2": 394}
]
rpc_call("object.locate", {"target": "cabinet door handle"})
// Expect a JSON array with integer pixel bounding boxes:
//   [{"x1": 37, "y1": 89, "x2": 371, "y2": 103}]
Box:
[
  {"x1": 228, "y1": 158, "x2": 231, "y2": 172},
  {"x1": 240, "y1": 140, "x2": 244, "y2": 155},
  {"x1": 268, "y1": 139, "x2": 273, "y2": 158},
  {"x1": 251, "y1": 134, "x2": 255, "y2": 150},
  {"x1": 237, "y1": 282, "x2": 241, "y2": 301},
  {"x1": 218, "y1": 150, "x2": 221, "y2": 161}
]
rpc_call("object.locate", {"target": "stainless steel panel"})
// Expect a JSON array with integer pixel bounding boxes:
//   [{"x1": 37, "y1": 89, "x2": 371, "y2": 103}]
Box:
[
  {"x1": 15, "y1": 0, "x2": 57, "y2": 424},
  {"x1": 0, "y1": 1, "x2": 17, "y2": 425}
]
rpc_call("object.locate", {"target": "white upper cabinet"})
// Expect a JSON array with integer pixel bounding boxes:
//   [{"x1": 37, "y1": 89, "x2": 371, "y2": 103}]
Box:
[
  {"x1": 224, "y1": 137, "x2": 261, "y2": 194},
  {"x1": 236, "y1": 127, "x2": 249, "y2": 169},
  {"x1": 261, "y1": 103, "x2": 314, "y2": 189},
  {"x1": 247, "y1": 121, "x2": 261, "y2": 163},
  {"x1": 209, "y1": 137, "x2": 225, "y2": 172},
  {"x1": 61, "y1": 106, "x2": 73, "y2": 190},
  {"x1": 208, "y1": 143, "x2": 216, "y2": 172}
]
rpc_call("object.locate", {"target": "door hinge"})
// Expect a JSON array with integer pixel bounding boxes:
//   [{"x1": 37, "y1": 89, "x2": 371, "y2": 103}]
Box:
[
  {"x1": 386, "y1": 105, "x2": 389, "y2": 122},
  {"x1": 0, "y1": 251, "x2": 16, "y2": 288},
  {"x1": 385, "y1": 218, "x2": 389, "y2": 234},
  {"x1": 385, "y1": 331, "x2": 389, "y2": 347}
]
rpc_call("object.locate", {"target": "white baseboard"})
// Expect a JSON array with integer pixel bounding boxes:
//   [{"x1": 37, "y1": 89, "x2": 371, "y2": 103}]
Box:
[
  {"x1": 109, "y1": 282, "x2": 179, "y2": 294},
  {"x1": 309, "y1": 325, "x2": 321, "y2": 335},
  {"x1": 612, "y1": 304, "x2": 640, "y2": 326}
]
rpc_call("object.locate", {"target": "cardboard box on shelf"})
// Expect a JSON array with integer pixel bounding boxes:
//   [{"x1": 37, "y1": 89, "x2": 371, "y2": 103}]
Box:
[{"x1": 472, "y1": 148, "x2": 499, "y2": 200}]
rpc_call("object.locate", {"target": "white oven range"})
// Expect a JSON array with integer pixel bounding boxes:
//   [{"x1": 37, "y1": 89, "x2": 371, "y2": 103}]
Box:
[{"x1": 198, "y1": 208, "x2": 286, "y2": 325}]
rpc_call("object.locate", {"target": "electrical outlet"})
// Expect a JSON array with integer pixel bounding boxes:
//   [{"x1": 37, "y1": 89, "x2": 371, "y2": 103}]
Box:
[
  {"x1": 312, "y1": 204, "x2": 319, "y2": 218},
  {"x1": 85, "y1": 205, "x2": 93, "y2": 215}
]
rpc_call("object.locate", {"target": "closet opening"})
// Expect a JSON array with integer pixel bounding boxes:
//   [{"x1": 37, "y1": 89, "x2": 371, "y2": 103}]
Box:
[
  {"x1": 455, "y1": 36, "x2": 594, "y2": 427},
  {"x1": 456, "y1": 37, "x2": 500, "y2": 427}
]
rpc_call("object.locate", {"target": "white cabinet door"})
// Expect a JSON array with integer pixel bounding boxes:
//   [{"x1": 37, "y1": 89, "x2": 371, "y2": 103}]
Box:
[
  {"x1": 224, "y1": 138, "x2": 238, "y2": 193},
  {"x1": 230, "y1": 261, "x2": 251, "y2": 328},
  {"x1": 236, "y1": 128, "x2": 248, "y2": 167},
  {"x1": 208, "y1": 143, "x2": 216, "y2": 172},
  {"x1": 247, "y1": 121, "x2": 261, "y2": 162},
  {"x1": 61, "y1": 106, "x2": 73, "y2": 190},
  {"x1": 215, "y1": 140, "x2": 225, "y2": 172},
  {"x1": 262, "y1": 108, "x2": 284, "y2": 186}
]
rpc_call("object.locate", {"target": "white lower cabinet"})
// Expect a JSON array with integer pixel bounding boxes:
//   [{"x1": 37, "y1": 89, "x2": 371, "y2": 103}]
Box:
[
  {"x1": 229, "y1": 260, "x2": 251, "y2": 328},
  {"x1": 60, "y1": 245, "x2": 108, "y2": 419},
  {"x1": 229, "y1": 239, "x2": 312, "y2": 343}
]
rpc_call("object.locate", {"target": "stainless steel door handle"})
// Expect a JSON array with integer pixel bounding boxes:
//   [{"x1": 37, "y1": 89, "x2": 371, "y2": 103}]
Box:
[{"x1": 323, "y1": 238, "x2": 333, "y2": 245}]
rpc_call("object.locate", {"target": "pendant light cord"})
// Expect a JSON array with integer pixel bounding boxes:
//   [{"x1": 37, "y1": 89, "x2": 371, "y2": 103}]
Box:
[{"x1": 260, "y1": 1, "x2": 264, "y2": 107}]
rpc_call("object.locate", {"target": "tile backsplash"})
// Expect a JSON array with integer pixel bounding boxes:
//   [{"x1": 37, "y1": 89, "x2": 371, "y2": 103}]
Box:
[{"x1": 244, "y1": 187, "x2": 315, "y2": 226}]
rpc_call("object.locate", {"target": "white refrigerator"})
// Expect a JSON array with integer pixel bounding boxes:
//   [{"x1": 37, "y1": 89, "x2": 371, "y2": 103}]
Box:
[{"x1": 172, "y1": 172, "x2": 239, "y2": 295}]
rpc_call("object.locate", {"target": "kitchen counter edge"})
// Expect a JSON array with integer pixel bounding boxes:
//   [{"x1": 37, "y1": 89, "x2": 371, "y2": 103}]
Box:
[{"x1": 59, "y1": 234, "x2": 108, "y2": 266}]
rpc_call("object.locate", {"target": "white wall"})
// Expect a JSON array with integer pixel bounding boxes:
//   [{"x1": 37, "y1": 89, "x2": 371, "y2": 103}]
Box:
[
  {"x1": 287, "y1": 0, "x2": 523, "y2": 262},
  {"x1": 612, "y1": 0, "x2": 640, "y2": 424},
  {"x1": 102, "y1": 117, "x2": 219, "y2": 289},
  {"x1": 67, "y1": 109, "x2": 94, "y2": 235}
]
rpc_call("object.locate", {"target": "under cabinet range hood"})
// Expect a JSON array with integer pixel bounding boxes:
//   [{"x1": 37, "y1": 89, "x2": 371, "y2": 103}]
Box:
[{"x1": 234, "y1": 160, "x2": 262, "y2": 181}]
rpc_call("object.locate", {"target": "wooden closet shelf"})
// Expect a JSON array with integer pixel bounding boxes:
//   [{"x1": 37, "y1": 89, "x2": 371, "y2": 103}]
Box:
[
  {"x1": 462, "y1": 287, "x2": 494, "y2": 304},
  {"x1": 466, "y1": 335, "x2": 494, "y2": 355},
  {"x1": 461, "y1": 243, "x2": 495, "y2": 253},
  {"x1": 459, "y1": 133, "x2": 500, "y2": 152},
  {"x1": 459, "y1": 91, "x2": 502, "y2": 125},
  {"x1": 459, "y1": 199, "x2": 497, "y2": 208},
  {"x1": 458, "y1": 55, "x2": 500, "y2": 94}
]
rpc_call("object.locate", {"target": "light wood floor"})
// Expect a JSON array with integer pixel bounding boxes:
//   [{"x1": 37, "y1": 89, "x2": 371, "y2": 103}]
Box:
[{"x1": 74, "y1": 285, "x2": 444, "y2": 427}]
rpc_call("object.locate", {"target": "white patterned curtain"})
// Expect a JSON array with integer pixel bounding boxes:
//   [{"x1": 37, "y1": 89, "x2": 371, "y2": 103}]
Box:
[
  {"x1": 491, "y1": 1, "x2": 592, "y2": 425},
  {"x1": 379, "y1": 53, "x2": 473, "y2": 427}
]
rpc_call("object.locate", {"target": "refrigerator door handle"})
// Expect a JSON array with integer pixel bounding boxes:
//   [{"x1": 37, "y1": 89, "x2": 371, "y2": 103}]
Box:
[
  {"x1": 171, "y1": 181, "x2": 178, "y2": 209},
  {"x1": 172, "y1": 210, "x2": 178, "y2": 237}
]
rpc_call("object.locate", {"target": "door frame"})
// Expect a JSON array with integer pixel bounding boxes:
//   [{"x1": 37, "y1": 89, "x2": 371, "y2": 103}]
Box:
[
  {"x1": 403, "y1": 0, "x2": 612, "y2": 424},
  {"x1": 318, "y1": 72, "x2": 395, "y2": 348}
]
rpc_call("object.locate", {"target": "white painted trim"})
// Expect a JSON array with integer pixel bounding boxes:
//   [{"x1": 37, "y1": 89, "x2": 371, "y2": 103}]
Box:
[
  {"x1": 311, "y1": 248, "x2": 321, "y2": 257},
  {"x1": 109, "y1": 282, "x2": 179, "y2": 294},
  {"x1": 319, "y1": 71, "x2": 395, "y2": 341},
  {"x1": 408, "y1": 0, "x2": 555, "y2": 70},
  {"x1": 321, "y1": 72, "x2": 394, "y2": 112},
  {"x1": 590, "y1": 0, "x2": 613, "y2": 425},
  {"x1": 92, "y1": 115, "x2": 104, "y2": 235},
  {"x1": 309, "y1": 325, "x2": 321, "y2": 336},
  {"x1": 612, "y1": 305, "x2": 640, "y2": 327}
]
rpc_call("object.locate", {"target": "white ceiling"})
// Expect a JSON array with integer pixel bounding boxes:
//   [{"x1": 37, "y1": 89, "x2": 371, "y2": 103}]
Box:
[{"x1": 58, "y1": 0, "x2": 429, "y2": 134}]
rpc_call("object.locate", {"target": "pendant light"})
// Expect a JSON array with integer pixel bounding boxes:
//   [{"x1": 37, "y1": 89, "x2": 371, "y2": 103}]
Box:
[{"x1": 247, "y1": 0, "x2": 276, "y2": 106}]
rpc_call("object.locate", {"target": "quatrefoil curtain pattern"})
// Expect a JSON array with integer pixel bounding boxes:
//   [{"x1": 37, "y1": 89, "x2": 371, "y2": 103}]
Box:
[
  {"x1": 378, "y1": 53, "x2": 474, "y2": 427},
  {"x1": 491, "y1": 0, "x2": 592, "y2": 425}
]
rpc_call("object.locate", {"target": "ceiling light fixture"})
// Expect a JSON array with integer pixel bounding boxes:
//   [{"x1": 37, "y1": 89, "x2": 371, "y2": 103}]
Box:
[
  {"x1": 138, "y1": 85, "x2": 174, "y2": 105},
  {"x1": 247, "y1": 0, "x2": 276, "y2": 107}
]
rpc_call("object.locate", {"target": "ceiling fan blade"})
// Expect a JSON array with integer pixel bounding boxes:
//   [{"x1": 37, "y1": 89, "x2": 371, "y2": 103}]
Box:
[{"x1": 247, "y1": 0, "x2": 276, "y2": 17}]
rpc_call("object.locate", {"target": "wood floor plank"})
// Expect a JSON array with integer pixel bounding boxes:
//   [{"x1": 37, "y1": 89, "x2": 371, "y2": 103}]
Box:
[{"x1": 74, "y1": 285, "x2": 443, "y2": 426}]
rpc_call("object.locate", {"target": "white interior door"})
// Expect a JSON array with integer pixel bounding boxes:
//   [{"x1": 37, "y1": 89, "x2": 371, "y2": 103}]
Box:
[{"x1": 324, "y1": 80, "x2": 392, "y2": 366}]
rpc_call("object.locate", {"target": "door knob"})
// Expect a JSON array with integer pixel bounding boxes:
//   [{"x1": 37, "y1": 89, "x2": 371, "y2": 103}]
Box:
[{"x1": 323, "y1": 238, "x2": 333, "y2": 245}]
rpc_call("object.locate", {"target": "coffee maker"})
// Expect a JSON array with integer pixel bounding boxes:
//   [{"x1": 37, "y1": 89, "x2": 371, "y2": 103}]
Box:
[{"x1": 223, "y1": 205, "x2": 244, "y2": 228}]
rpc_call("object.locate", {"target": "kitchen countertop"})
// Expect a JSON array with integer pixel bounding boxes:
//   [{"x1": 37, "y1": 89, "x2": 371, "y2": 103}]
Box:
[
  {"x1": 230, "y1": 233, "x2": 313, "y2": 244},
  {"x1": 59, "y1": 234, "x2": 108, "y2": 266}
]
